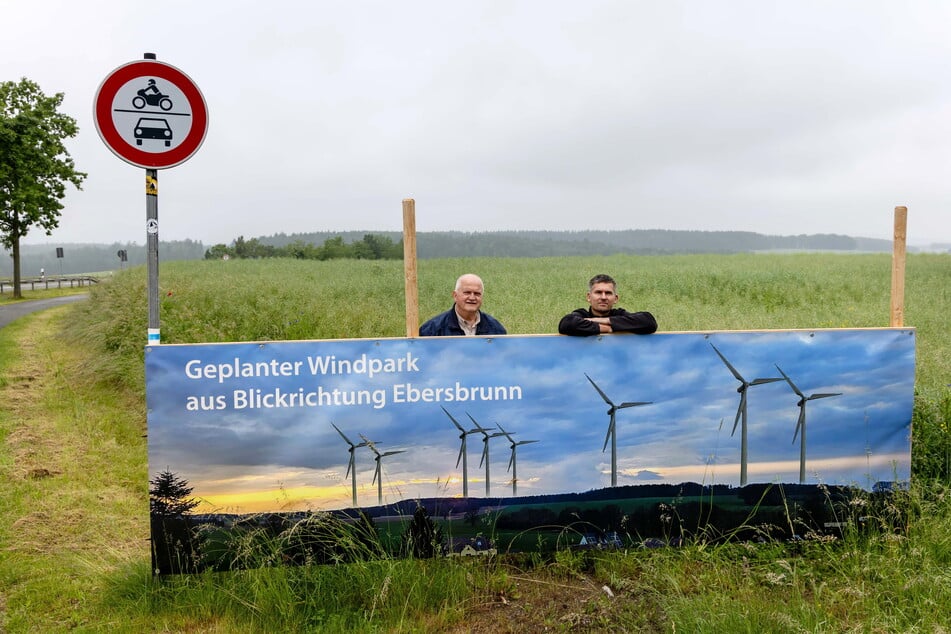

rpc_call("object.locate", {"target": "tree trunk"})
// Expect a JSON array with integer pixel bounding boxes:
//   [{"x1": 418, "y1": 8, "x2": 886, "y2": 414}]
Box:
[{"x1": 11, "y1": 223, "x2": 21, "y2": 300}]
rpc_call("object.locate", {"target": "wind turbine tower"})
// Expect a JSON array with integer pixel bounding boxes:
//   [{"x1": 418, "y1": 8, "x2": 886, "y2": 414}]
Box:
[
  {"x1": 360, "y1": 434, "x2": 406, "y2": 506},
  {"x1": 331, "y1": 422, "x2": 367, "y2": 507},
  {"x1": 467, "y1": 413, "x2": 505, "y2": 496},
  {"x1": 775, "y1": 365, "x2": 842, "y2": 484},
  {"x1": 710, "y1": 344, "x2": 783, "y2": 487},
  {"x1": 442, "y1": 406, "x2": 480, "y2": 498},
  {"x1": 585, "y1": 373, "x2": 652, "y2": 487},
  {"x1": 496, "y1": 422, "x2": 538, "y2": 496}
]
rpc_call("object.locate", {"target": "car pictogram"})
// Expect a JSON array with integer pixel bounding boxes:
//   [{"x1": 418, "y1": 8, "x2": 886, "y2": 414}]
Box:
[{"x1": 134, "y1": 117, "x2": 173, "y2": 147}]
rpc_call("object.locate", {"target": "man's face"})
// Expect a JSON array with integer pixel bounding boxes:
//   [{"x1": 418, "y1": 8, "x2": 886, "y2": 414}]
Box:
[
  {"x1": 453, "y1": 279, "x2": 484, "y2": 316},
  {"x1": 586, "y1": 282, "x2": 618, "y2": 316}
]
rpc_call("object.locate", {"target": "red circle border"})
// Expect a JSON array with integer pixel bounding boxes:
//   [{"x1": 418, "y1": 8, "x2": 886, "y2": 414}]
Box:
[{"x1": 94, "y1": 60, "x2": 208, "y2": 169}]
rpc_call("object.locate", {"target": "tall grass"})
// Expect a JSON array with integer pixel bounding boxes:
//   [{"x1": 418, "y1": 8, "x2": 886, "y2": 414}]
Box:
[
  {"x1": 73, "y1": 253, "x2": 949, "y2": 389},
  {"x1": 4, "y1": 252, "x2": 950, "y2": 632}
]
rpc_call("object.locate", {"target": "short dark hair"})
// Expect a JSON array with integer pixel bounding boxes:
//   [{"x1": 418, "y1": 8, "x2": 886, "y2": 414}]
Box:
[{"x1": 588, "y1": 274, "x2": 617, "y2": 291}]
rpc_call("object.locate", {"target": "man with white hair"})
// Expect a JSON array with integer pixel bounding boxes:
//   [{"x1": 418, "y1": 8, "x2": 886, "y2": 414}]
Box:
[{"x1": 419, "y1": 273, "x2": 507, "y2": 337}]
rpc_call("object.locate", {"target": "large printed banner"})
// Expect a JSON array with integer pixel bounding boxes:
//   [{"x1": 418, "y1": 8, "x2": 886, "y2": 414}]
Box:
[{"x1": 146, "y1": 329, "x2": 915, "y2": 517}]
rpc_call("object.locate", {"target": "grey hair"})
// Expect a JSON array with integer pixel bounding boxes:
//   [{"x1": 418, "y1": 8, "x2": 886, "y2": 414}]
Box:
[{"x1": 588, "y1": 274, "x2": 617, "y2": 291}]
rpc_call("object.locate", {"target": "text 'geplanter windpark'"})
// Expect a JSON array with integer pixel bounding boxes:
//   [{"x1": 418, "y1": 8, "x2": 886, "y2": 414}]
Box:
[{"x1": 181, "y1": 351, "x2": 522, "y2": 411}]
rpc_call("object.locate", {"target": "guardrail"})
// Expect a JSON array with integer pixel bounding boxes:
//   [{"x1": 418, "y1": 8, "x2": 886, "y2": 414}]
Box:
[{"x1": 0, "y1": 276, "x2": 99, "y2": 294}]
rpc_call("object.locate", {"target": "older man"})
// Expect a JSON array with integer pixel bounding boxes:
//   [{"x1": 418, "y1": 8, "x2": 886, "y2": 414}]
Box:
[
  {"x1": 558, "y1": 273, "x2": 657, "y2": 336},
  {"x1": 419, "y1": 274, "x2": 507, "y2": 337}
]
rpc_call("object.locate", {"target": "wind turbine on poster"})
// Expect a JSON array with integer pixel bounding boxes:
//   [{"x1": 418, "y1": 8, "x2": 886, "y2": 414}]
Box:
[
  {"x1": 775, "y1": 365, "x2": 842, "y2": 484},
  {"x1": 585, "y1": 373, "x2": 652, "y2": 488},
  {"x1": 331, "y1": 422, "x2": 367, "y2": 507},
  {"x1": 442, "y1": 406, "x2": 480, "y2": 498},
  {"x1": 360, "y1": 434, "x2": 406, "y2": 506},
  {"x1": 710, "y1": 344, "x2": 783, "y2": 487},
  {"x1": 496, "y1": 422, "x2": 538, "y2": 497},
  {"x1": 467, "y1": 413, "x2": 505, "y2": 497}
]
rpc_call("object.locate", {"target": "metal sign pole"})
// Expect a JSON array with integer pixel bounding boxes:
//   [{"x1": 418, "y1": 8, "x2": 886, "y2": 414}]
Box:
[
  {"x1": 143, "y1": 51, "x2": 161, "y2": 346},
  {"x1": 147, "y1": 169, "x2": 160, "y2": 344}
]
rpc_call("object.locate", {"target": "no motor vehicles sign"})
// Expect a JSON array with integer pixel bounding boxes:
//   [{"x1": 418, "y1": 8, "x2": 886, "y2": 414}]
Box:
[{"x1": 94, "y1": 59, "x2": 208, "y2": 169}]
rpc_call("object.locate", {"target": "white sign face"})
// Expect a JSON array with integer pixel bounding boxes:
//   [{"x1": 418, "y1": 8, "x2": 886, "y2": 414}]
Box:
[
  {"x1": 110, "y1": 77, "x2": 194, "y2": 154},
  {"x1": 94, "y1": 60, "x2": 208, "y2": 169}
]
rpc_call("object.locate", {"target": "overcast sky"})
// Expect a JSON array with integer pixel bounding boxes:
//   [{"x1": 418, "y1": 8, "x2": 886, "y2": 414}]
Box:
[{"x1": 4, "y1": 1, "x2": 951, "y2": 247}]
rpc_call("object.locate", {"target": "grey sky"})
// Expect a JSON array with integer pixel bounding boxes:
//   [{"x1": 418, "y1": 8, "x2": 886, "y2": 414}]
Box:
[{"x1": 4, "y1": 1, "x2": 950, "y2": 247}]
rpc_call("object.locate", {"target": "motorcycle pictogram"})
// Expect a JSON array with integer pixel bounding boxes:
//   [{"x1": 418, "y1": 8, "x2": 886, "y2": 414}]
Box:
[{"x1": 132, "y1": 78, "x2": 173, "y2": 111}]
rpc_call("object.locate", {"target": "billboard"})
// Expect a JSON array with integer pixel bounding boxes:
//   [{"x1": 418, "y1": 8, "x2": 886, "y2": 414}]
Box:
[{"x1": 146, "y1": 329, "x2": 915, "y2": 572}]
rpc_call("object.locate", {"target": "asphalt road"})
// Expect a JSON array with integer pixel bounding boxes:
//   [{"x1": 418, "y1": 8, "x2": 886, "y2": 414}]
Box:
[{"x1": 0, "y1": 295, "x2": 89, "y2": 329}]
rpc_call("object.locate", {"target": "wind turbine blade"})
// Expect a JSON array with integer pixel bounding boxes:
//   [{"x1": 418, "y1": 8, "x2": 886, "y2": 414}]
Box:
[
  {"x1": 442, "y1": 406, "x2": 466, "y2": 433},
  {"x1": 517, "y1": 440, "x2": 539, "y2": 446},
  {"x1": 711, "y1": 344, "x2": 744, "y2": 382},
  {"x1": 585, "y1": 373, "x2": 615, "y2": 406},
  {"x1": 456, "y1": 443, "x2": 465, "y2": 469},
  {"x1": 364, "y1": 440, "x2": 381, "y2": 457},
  {"x1": 775, "y1": 365, "x2": 804, "y2": 398},
  {"x1": 345, "y1": 456, "x2": 353, "y2": 479},
  {"x1": 619, "y1": 401, "x2": 652, "y2": 409},
  {"x1": 332, "y1": 422, "x2": 354, "y2": 446},
  {"x1": 731, "y1": 391, "x2": 745, "y2": 436},
  {"x1": 382, "y1": 450, "x2": 405, "y2": 457},
  {"x1": 466, "y1": 413, "x2": 490, "y2": 433},
  {"x1": 792, "y1": 407, "x2": 805, "y2": 443},
  {"x1": 603, "y1": 415, "x2": 615, "y2": 452},
  {"x1": 808, "y1": 392, "x2": 842, "y2": 400},
  {"x1": 750, "y1": 377, "x2": 783, "y2": 385},
  {"x1": 507, "y1": 449, "x2": 515, "y2": 472},
  {"x1": 496, "y1": 422, "x2": 514, "y2": 442}
]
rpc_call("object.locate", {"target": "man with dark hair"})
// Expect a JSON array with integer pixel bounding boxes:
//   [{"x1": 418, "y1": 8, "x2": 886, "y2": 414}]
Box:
[
  {"x1": 419, "y1": 273, "x2": 507, "y2": 337},
  {"x1": 558, "y1": 274, "x2": 657, "y2": 336}
]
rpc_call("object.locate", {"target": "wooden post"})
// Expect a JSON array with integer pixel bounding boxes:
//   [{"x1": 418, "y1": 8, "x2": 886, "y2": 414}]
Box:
[
  {"x1": 890, "y1": 206, "x2": 907, "y2": 327},
  {"x1": 403, "y1": 198, "x2": 419, "y2": 337}
]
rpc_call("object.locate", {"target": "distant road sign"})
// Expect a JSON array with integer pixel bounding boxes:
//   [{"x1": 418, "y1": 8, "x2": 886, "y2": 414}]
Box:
[{"x1": 94, "y1": 59, "x2": 208, "y2": 169}]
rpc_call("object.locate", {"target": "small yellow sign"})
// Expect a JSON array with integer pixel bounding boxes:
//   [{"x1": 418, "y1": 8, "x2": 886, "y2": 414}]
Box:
[{"x1": 146, "y1": 174, "x2": 158, "y2": 195}]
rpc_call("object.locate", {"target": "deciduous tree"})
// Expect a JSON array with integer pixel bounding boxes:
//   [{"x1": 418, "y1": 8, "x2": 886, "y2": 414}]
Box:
[{"x1": 0, "y1": 78, "x2": 86, "y2": 298}]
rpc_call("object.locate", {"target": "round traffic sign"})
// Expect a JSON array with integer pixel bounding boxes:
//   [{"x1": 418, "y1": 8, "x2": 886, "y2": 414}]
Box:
[{"x1": 94, "y1": 59, "x2": 208, "y2": 169}]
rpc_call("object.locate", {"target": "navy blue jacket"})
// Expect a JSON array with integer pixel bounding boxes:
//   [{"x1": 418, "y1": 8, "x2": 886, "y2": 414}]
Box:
[{"x1": 419, "y1": 307, "x2": 507, "y2": 337}]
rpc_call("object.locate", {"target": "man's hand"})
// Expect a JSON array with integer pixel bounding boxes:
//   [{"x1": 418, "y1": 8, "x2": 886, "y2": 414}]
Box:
[{"x1": 584, "y1": 317, "x2": 613, "y2": 333}]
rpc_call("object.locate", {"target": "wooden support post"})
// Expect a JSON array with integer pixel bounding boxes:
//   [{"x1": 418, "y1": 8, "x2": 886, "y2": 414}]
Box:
[
  {"x1": 403, "y1": 198, "x2": 419, "y2": 337},
  {"x1": 890, "y1": 206, "x2": 907, "y2": 327}
]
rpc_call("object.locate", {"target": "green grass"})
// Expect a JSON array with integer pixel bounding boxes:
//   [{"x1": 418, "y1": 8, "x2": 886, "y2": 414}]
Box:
[
  {"x1": 2, "y1": 253, "x2": 950, "y2": 632},
  {"x1": 0, "y1": 284, "x2": 91, "y2": 305}
]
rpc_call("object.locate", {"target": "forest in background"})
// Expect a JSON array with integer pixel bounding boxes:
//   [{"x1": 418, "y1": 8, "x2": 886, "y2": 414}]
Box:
[{"x1": 4, "y1": 229, "x2": 941, "y2": 277}]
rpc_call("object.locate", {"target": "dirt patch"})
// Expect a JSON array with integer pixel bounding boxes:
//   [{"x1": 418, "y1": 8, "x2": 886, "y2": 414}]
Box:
[
  {"x1": 446, "y1": 569, "x2": 659, "y2": 633},
  {"x1": 27, "y1": 467, "x2": 60, "y2": 479}
]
